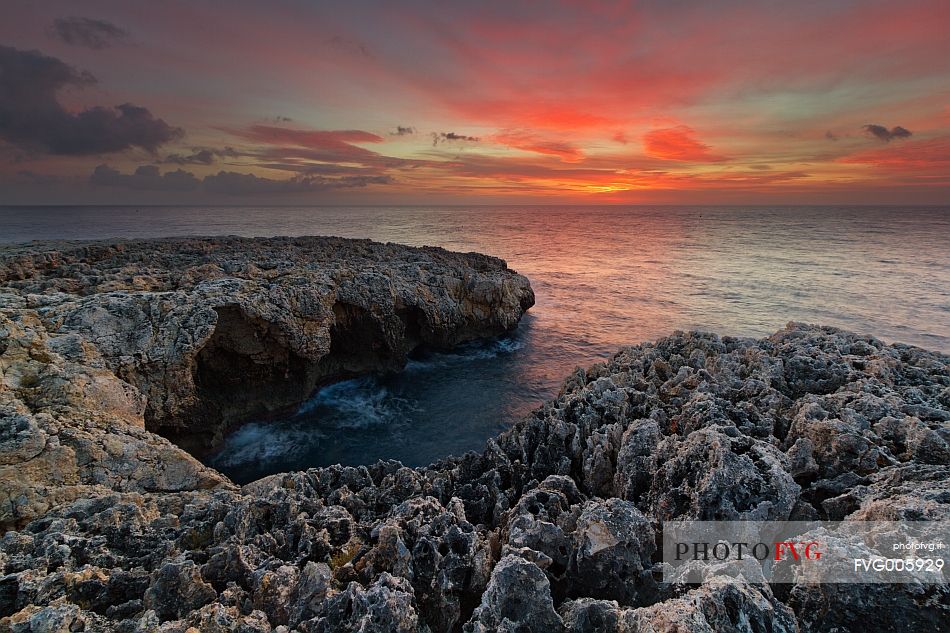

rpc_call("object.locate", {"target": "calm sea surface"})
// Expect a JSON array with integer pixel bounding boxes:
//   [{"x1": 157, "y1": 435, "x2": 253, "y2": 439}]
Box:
[{"x1": 2, "y1": 205, "x2": 947, "y2": 483}]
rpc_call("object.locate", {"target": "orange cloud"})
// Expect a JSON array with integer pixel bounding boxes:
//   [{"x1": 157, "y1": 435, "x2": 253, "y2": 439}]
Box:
[
  {"x1": 489, "y1": 130, "x2": 584, "y2": 161},
  {"x1": 642, "y1": 126, "x2": 724, "y2": 162}
]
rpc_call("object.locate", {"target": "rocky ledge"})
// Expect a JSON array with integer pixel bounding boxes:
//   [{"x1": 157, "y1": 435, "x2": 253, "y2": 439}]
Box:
[
  {"x1": 0, "y1": 241, "x2": 948, "y2": 633},
  {"x1": 0, "y1": 236, "x2": 534, "y2": 528}
]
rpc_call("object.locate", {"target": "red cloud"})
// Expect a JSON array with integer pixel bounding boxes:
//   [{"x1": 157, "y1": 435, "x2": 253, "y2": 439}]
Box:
[
  {"x1": 220, "y1": 125, "x2": 403, "y2": 171},
  {"x1": 489, "y1": 130, "x2": 584, "y2": 161},
  {"x1": 447, "y1": 99, "x2": 618, "y2": 132},
  {"x1": 642, "y1": 126, "x2": 724, "y2": 162}
]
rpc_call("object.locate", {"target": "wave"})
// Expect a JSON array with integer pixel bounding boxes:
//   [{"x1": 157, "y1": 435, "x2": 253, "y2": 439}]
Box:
[
  {"x1": 405, "y1": 336, "x2": 524, "y2": 371},
  {"x1": 213, "y1": 378, "x2": 417, "y2": 472},
  {"x1": 210, "y1": 421, "x2": 318, "y2": 469},
  {"x1": 295, "y1": 377, "x2": 417, "y2": 428},
  {"x1": 212, "y1": 337, "x2": 524, "y2": 475}
]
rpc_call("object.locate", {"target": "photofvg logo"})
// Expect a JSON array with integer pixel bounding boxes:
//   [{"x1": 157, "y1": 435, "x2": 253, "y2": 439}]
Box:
[
  {"x1": 672, "y1": 538, "x2": 822, "y2": 564},
  {"x1": 661, "y1": 520, "x2": 949, "y2": 584}
]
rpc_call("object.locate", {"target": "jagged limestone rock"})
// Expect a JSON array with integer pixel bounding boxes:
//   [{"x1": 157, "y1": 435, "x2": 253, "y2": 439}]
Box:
[{"x1": 0, "y1": 237, "x2": 947, "y2": 633}]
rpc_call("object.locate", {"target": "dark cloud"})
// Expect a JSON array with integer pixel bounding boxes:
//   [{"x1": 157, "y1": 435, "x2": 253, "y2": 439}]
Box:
[
  {"x1": 0, "y1": 46, "x2": 183, "y2": 155},
  {"x1": 431, "y1": 132, "x2": 479, "y2": 146},
  {"x1": 163, "y1": 149, "x2": 215, "y2": 165},
  {"x1": 391, "y1": 126, "x2": 416, "y2": 136},
  {"x1": 50, "y1": 17, "x2": 128, "y2": 49},
  {"x1": 90, "y1": 165, "x2": 391, "y2": 194},
  {"x1": 204, "y1": 171, "x2": 391, "y2": 194},
  {"x1": 162, "y1": 147, "x2": 240, "y2": 165},
  {"x1": 90, "y1": 164, "x2": 200, "y2": 191},
  {"x1": 274, "y1": 116, "x2": 293, "y2": 123},
  {"x1": 203, "y1": 171, "x2": 312, "y2": 194},
  {"x1": 863, "y1": 124, "x2": 912, "y2": 142},
  {"x1": 825, "y1": 131, "x2": 839, "y2": 141}
]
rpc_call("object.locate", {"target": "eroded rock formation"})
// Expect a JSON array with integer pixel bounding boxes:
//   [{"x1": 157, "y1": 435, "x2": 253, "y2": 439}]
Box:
[
  {"x1": 0, "y1": 236, "x2": 534, "y2": 529},
  {"x1": 0, "y1": 238, "x2": 948, "y2": 632}
]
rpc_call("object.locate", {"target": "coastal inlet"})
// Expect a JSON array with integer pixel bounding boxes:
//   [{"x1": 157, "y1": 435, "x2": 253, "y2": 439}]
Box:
[{"x1": 0, "y1": 235, "x2": 533, "y2": 526}]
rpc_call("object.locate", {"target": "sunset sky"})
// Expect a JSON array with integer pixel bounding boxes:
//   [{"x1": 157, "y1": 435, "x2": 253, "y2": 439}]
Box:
[{"x1": 2, "y1": 0, "x2": 949, "y2": 204}]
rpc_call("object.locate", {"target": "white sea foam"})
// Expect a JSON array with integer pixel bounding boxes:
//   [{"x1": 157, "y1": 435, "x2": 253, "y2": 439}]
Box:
[
  {"x1": 405, "y1": 337, "x2": 524, "y2": 371},
  {"x1": 211, "y1": 421, "x2": 317, "y2": 468},
  {"x1": 295, "y1": 377, "x2": 418, "y2": 427}
]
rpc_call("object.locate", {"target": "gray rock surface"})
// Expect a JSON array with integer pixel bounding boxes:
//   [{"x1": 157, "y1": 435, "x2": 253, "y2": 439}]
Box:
[
  {"x1": 0, "y1": 236, "x2": 534, "y2": 529},
  {"x1": 1, "y1": 238, "x2": 948, "y2": 632},
  {"x1": 0, "y1": 237, "x2": 533, "y2": 453}
]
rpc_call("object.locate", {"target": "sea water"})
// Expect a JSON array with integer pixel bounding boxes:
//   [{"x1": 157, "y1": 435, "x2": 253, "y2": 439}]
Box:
[{"x1": 2, "y1": 205, "x2": 947, "y2": 482}]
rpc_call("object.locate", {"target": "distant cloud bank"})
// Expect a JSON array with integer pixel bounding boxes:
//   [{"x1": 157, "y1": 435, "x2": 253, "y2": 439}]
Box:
[{"x1": 91, "y1": 164, "x2": 392, "y2": 194}]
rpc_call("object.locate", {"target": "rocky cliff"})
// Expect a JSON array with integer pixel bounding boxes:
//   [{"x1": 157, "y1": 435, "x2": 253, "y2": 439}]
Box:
[
  {"x1": 1, "y1": 239, "x2": 948, "y2": 632},
  {"x1": 0, "y1": 236, "x2": 534, "y2": 530}
]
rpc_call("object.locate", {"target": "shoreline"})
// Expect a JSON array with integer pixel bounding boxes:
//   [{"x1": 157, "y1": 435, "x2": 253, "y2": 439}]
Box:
[{"x1": 1, "y1": 237, "x2": 948, "y2": 631}]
